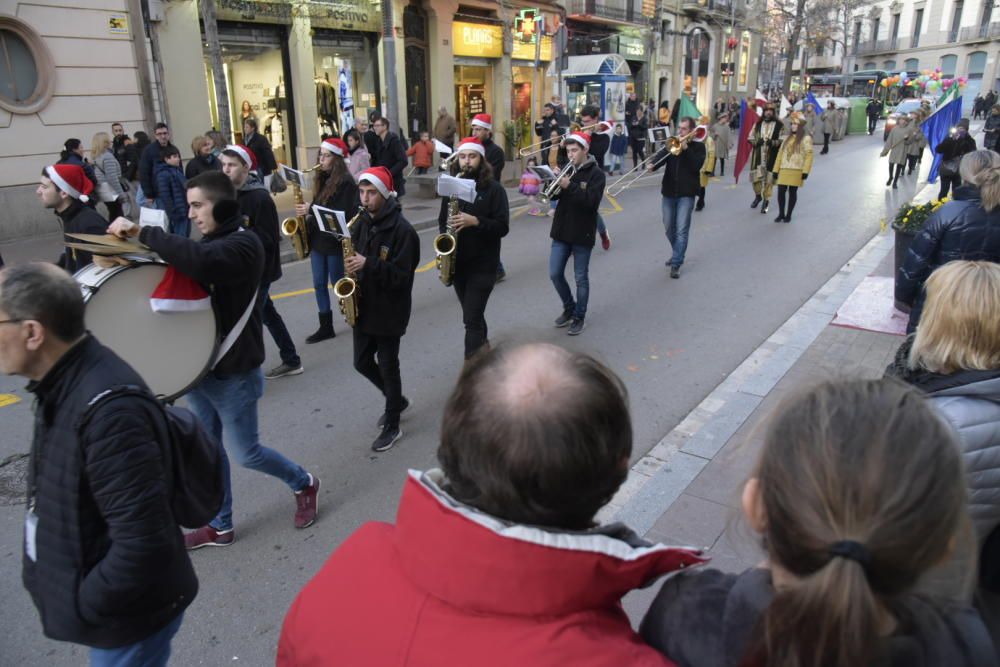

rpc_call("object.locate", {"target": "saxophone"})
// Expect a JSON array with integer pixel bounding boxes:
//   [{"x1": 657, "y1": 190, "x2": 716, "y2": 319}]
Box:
[
  {"x1": 280, "y1": 164, "x2": 320, "y2": 261},
  {"x1": 333, "y1": 206, "x2": 365, "y2": 327},
  {"x1": 434, "y1": 197, "x2": 459, "y2": 287}
]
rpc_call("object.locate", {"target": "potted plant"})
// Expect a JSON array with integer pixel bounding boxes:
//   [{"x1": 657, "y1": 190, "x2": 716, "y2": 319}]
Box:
[{"x1": 891, "y1": 197, "x2": 947, "y2": 310}]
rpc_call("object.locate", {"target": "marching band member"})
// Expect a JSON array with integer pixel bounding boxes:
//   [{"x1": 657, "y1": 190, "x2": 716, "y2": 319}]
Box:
[
  {"x1": 771, "y1": 112, "x2": 813, "y2": 223},
  {"x1": 470, "y1": 114, "x2": 509, "y2": 282},
  {"x1": 294, "y1": 138, "x2": 359, "y2": 344},
  {"x1": 549, "y1": 131, "x2": 606, "y2": 336},
  {"x1": 749, "y1": 103, "x2": 783, "y2": 215},
  {"x1": 437, "y1": 137, "x2": 510, "y2": 360},
  {"x1": 37, "y1": 164, "x2": 107, "y2": 273},
  {"x1": 695, "y1": 115, "x2": 716, "y2": 212},
  {"x1": 346, "y1": 167, "x2": 420, "y2": 452},
  {"x1": 580, "y1": 106, "x2": 613, "y2": 250}
]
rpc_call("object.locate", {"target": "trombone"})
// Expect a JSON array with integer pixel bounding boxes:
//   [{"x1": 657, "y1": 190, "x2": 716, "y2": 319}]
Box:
[
  {"x1": 537, "y1": 162, "x2": 576, "y2": 206},
  {"x1": 606, "y1": 153, "x2": 664, "y2": 197},
  {"x1": 665, "y1": 124, "x2": 708, "y2": 156},
  {"x1": 517, "y1": 121, "x2": 604, "y2": 158}
]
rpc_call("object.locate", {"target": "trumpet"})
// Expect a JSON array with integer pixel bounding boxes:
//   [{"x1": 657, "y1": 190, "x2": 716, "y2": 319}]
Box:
[
  {"x1": 279, "y1": 163, "x2": 321, "y2": 261},
  {"x1": 537, "y1": 162, "x2": 576, "y2": 207},
  {"x1": 517, "y1": 122, "x2": 603, "y2": 158},
  {"x1": 434, "y1": 197, "x2": 459, "y2": 286},
  {"x1": 333, "y1": 206, "x2": 365, "y2": 327},
  {"x1": 606, "y1": 153, "x2": 666, "y2": 197},
  {"x1": 665, "y1": 125, "x2": 708, "y2": 156}
]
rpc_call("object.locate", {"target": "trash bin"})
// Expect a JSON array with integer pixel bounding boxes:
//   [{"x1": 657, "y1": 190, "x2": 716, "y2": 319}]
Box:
[{"x1": 847, "y1": 98, "x2": 870, "y2": 135}]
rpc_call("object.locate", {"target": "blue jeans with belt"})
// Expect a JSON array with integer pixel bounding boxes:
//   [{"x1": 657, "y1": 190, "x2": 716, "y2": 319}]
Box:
[{"x1": 549, "y1": 240, "x2": 592, "y2": 320}]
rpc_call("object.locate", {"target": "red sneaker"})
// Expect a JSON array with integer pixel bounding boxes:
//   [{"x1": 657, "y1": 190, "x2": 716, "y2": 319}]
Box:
[
  {"x1": 184, "y1": 525, "x2": 235, "y2": 550},
  {"x1": 600, "y1": 230, "x2": 612, "y2": 251},
  {"x1": 295, "y1": 474, "x2": 320, "y2": 528}
]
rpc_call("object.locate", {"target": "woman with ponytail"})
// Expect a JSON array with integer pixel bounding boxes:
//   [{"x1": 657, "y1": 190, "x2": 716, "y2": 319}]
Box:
[
  {"x1": 640, "y1": 379, "x2": 997, "y2": 667},
  {"x1": 897, "y1": 149, "x2": 1000, "y2": 333}
]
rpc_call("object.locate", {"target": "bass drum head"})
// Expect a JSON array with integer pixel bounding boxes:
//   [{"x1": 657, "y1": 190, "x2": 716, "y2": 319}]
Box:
[{"x1": 80, "y1": 262, "x2": 218, "y2": 401}]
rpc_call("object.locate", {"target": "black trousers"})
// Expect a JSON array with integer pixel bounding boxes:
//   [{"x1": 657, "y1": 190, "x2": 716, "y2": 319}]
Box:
[
  {"x1": 868, "y1": 116, "x2": 877, "y2": 134},
  {"x1": 822, "y1": 133, "x2": 831, "y2": 153},
  {"x1": 454, "y1": 270, "x2": 496, "y2": 359},
  {"x1": 777, "y1": 185, "x2": 798, "y2": 217},
  {"x1": 939, "y1": 174, "x2": 961, "y2": 199},
  {"x1": 630, "y1": 140, "x2": 645, "y2": 168},
  {"x1": 906, "y1": 154, "x2": 919, "y2": 173},
  {"x1": 717, "y1": 158, "x2": 725, "y2": 176},
  {"x1": 888, "y1": 163, "x2": 904, "y2": 185},
  {"x1": 353, "y1": 330, "x2": 404, "y2": 427}
]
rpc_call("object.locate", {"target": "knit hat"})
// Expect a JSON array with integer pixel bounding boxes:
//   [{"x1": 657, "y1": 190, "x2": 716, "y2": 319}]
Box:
[
  {"x1": 455, "y1": 136, "x2": 486, "y2": 156},
  {"x1": 321, "y1": 138, "x2": 348, "y2": 158},
  {"x1": 224, "y1": 144, "x2": 258, "y2": 171},
  {"x1": 149, "y1": 266, "x2": 212, "y2": 313},
  {"x1": 471, "y1": 114, "x2": 493, "y2": 131},
  {"x1": 45, "y1": 164, "x2": 93, "y2": 203},
  {"x1": 563, "y1": 131, "x2": 591, "y2": 149},
  {"x1": 358, "y1": 166, "x2": 396, "y2": 199}
]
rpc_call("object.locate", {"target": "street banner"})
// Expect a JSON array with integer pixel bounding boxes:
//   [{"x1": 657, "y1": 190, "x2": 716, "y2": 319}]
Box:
[
  {"x1": 922, "y1": 86, "x2": 963, "y2": 184},
  {"x1": 734, "y1": 98, "x2": 758, "y2": 183}
]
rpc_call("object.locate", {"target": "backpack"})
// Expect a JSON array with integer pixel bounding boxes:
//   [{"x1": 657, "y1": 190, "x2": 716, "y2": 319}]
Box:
[{"x1": 79, "y1": 385, "x2": 225, "y2": 529}]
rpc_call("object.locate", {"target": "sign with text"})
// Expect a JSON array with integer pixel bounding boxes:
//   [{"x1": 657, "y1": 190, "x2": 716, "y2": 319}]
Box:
[
  {"x1": 452, "y1": 21, "x2": 503, "y2": 58},
  {"x1": 215, "y1": 0, "x2": 381, "y2": 32},
  {"x1": 512, "y1": 35, "x2": 553, "y2": 61}
]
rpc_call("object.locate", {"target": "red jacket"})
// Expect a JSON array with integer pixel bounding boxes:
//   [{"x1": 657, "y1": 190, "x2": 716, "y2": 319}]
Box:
[
  {"x1": 278, "y1": 470, "x2": 706, "y2": 666},
  {"x1": 405, "y1": 139, "x2": 435, "y2": 168}
]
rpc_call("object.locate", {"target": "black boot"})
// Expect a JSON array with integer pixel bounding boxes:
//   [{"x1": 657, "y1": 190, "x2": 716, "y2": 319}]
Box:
[
  {"x1": 306, "y1": 311, "x2": 336, "y2": 344},
  {"x1": 751, "y1": 194, "x2": 762, "y2": 208},
  {"x1": 761, "y1": 199, "x2": 769, "y2": 214}
]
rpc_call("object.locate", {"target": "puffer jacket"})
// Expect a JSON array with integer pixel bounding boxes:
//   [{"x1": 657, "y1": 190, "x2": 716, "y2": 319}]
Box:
[
  {"x1": 278, "y1": 469, "x2": 706, "y2": 666},
  {"x1": 896, "y1": 184, "x2": 1000, "y2": 331},
  {"x1": 154, "y1": 161, "x2": 188, "y2": 233}
]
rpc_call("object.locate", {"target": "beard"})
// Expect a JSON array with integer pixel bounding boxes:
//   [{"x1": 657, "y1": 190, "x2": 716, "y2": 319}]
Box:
[{"x1": 454, "y1": 161, "x2": 481, "y2": 179}]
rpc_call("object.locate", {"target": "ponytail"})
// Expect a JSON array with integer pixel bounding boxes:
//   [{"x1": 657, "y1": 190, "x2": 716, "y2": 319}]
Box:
[
  {"x1": 976, "y1": 165, "x2": 1000, "y2": 212},
  {"x1": 60, "y1": 138, "x2": 82, "y2": 162}
]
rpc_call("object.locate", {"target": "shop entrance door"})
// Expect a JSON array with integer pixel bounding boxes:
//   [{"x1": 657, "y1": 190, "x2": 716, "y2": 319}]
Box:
[{"x1": 454, "y1": 65, "x2": 491, "y2": 137}]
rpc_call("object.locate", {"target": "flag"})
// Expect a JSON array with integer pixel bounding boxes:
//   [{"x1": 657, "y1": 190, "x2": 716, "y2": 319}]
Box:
[
  {"x1": 922, "y1": 91, "x2": 963, "y2": 184},
  {"x1": 679, "y1": 95, "x2": 701, "y2": 122},
  {"x1": 780, "y1": 95, "x2": 792, "y2": 118},
  {"x1": 734, "y1": 98, "x2": 759, "y2": 184},
  {"x1": 806, "y1": 92, "x2": 823, "y2": 115},
  {"x1": 754, "y1": 89, "x2": 768, "y2": 108},
  {"x1": 937, "y1": 82, "x2": 961, "y2": 107}
]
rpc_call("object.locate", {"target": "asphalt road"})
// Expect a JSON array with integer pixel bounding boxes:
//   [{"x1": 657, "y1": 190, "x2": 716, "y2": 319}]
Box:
[{"x1": 0, "y1": 129, "x2": 932, "y2": 665}]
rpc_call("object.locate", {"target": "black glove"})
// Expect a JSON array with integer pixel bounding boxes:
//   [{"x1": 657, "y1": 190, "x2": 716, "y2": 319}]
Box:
[
  {"x1": 801, "y1": 173, "x2": 808, "y2": 181},
  {"x1": 771, "y1": 172, "x2": 778, "y2": 180}
]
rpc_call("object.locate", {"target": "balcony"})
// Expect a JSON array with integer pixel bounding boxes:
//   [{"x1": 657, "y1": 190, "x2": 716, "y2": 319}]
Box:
[
  {"x1": 959, "y1": 23, "x2": 1000, "y2": 42},
  {"x1": 564, "y1": 0, "x2": 649, "y2": 27},
  {"x1": 681, "y1": 0, "x2": 742, "y2": 22},
  {"x1": 857, "y1": 36, "x2": 909, "y2": 55}
]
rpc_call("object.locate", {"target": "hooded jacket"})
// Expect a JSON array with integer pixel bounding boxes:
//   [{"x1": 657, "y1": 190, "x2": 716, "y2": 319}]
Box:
[
  {"x1": 307, "y1": 173, "x2": 360, "y2": 256},
  {"x1": 352, "y1": 197, "x2": 420, "y2": 337},
  {"x1": 55, "y1": 199, "x2": 108, "y2": 273},
  {"x1": 640, "y1": 568, "x2": 997, "y2": 667},
  {"x1": 237, "y1": 175, "x2": 282, "y2": 283},
  {"x1": 550, "y1": 155, "x2": 606, "y2": 248},
  {"x1": 437, "y1": 174, "x2": 509, "y2": 276},
  {"x1": 278, "y1": 470, "x2": 705, "y2": 666}
]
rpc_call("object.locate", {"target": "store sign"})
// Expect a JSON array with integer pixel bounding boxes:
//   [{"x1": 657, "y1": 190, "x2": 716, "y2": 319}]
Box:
[
  {"x1": 453, "y1": 22, "x2": 503, "y2": 58},
  {"x1": 215, "y1": 0, "x2": 381, "y2": 32},
  {"x1": 512, "y1": 35, "x2": 553, "y2": 61},
  {"x1": 216, "y1": 0, "x2": 292, "y2": 24},
  {"x1": 617, "y1": 35, "x2": 645, "y2": 59}
]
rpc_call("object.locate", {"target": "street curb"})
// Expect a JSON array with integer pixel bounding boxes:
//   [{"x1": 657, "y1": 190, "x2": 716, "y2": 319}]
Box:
[{"x1": 599, "y1": 183, "x2": 932, "y2": 533}]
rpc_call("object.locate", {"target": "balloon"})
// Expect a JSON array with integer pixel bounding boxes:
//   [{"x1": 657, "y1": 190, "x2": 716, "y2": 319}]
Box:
[{"x1": 881, "y1": 79, "x2": 889, "y2": 88}]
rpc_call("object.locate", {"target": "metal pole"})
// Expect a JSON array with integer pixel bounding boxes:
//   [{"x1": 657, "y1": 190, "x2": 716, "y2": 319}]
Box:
[
  {"x1": 381, "y1": 0, "x2": 399, "y2": 132},
  {"x1": 200, "y1": 0, "x2": 230, "y2": 139}
]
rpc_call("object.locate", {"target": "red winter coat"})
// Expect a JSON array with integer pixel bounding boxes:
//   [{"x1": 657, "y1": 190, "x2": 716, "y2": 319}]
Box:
[{"x1": 278, "y1": 470, "x2": 706, "y2": 667}]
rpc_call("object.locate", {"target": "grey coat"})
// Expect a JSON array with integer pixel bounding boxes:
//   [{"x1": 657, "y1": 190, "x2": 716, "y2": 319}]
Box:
[
  {"x1": 907, "y1": 129, "x2": 928, "y2": 157},
  {"x1": 821, "y1": 110, "x2": 837, "y2": 133},
  {"x1": 711, "y1": 122, "x2": 731, "y2": 157},
  {"x1": 883, "y1": 125, "x2": 911, "y2": 165}
]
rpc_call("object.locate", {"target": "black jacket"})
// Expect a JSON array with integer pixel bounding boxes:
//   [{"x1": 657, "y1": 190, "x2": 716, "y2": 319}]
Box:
[
  {"x1": 140, "y1": 200, "x2": 265, "y2": 375},
  {"x1": 639, "y1": 568, "x2": 996, "y2": 667},
  {"x1": 185, "y1": 153, "x2": 222, "y2": 179},
  {"x1": 550, "y1": 156, "x2": 606, "y2": 248},
  {"x1": 534, "y1": 115, "x2": 560, "y2": 139},
  {"x1": 896, "y1": 185, "x2": 1000, "y2": 332},
  {"x1": 437, "y1": 176, "x2": 509, "y2": 276},
  {"x1": 308, "y1": 174, "x2": 361, "y2": 256},
  {"x1": 23, "y1": 336, "x2": 196, "y2": 649},
  {"x1": 139, "y1": 141, "x2": 176, "y2": 199},
  {"x1": 483, "y1": 138, "x2": 506, "y2": 183},
  {"x1": 123, "y1": 142, "x2": 143, "y2": 182},
  {"x1": 244, "y1": 131, "x2": 278, "y2": 177},
  {"x1": 590, "y1": 133, "x2": 610, "y2": 169},
  {"x1": 653, "y1": 140, "x2": 707, "y2": 198},
  {"x1": 363, "y1": 129, "x2": 380, "y2": 159},
  {"x1": 936, "y1": 133, "x2": 977, "y2": 162},
  {"x1": 56, "y1": 200, "x2": 108, "y2": 273},
  {"x1": 352, "y1": 197, "x2": 420, "y2": 337},
  {"x1": 237, "y1": 176, "x2": 282, "y2": 283},
  {"x1": 984, "y1": 114, "x2": 1000, "y2": 151},
  {"x1": 373, "y1": 132, "x2": 408, "y2": 197}
]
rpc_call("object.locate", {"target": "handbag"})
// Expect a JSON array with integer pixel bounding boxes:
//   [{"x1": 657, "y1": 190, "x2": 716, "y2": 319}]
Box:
[
  {"x1": 269, "y1": 169, "x2": 288, "y2": 194},
  {"x1": 940, "y1": 156, "x2": 961, "y2": 178}
]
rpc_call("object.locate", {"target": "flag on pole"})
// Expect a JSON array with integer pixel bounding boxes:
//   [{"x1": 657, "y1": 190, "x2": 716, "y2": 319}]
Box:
[
  {"x1": 805, "y1": 92, "x2": 824, "y2": 115},
  {"x1": 922, "y1": 86, "x2": 964, "y2": 184},
  {"x1": 937, "y1": 81, "x2": 961, "y2": 107},
  {"x1": 780, "y1": 95, "x2": 792, "y2": 118},
  {"x1": 734, "y1": 98, "x2": 759, "y2": 184},
  {"x1": 679, "y1": 95, "x2": 701, "y2": 122},
  {"x1": 754, "y1": 89, "x2": 768, "y2": 108}
]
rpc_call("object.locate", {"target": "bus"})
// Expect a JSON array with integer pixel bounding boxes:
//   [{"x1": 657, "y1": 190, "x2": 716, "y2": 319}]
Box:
[{"x1": 809, "y1": 70, "x2": 919, "y2": 106}]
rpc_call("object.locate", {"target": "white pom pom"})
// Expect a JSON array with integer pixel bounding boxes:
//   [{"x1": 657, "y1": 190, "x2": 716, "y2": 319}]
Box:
[{"x1": 79, "y1": 194, "x2": 89, "y2": 203}]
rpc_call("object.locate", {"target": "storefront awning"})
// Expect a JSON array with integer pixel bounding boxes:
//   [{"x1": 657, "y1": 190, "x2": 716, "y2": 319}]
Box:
[{"x1": 561, "y1": 54, "x2": 632, "y2": 77}]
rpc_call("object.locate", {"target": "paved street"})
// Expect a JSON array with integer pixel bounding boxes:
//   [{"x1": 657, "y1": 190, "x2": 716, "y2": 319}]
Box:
[{"x1": 0, "y1": 130, "x2": 937, "y2": 664}]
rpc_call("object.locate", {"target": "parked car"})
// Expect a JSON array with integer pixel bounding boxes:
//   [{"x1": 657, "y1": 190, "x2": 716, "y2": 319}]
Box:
[{"x1": 884, "y1": 98, "x2": 936, "y2": 140}]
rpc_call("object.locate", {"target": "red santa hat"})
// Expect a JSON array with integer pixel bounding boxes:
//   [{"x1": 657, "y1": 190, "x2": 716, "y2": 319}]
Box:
[
  {"x1": 471, "y1": 113, "x2": 493, "y2": 131},
  {"x1": 455, "y1": 136, "x2": 485, "y2": 156},
  {"x1": 597, "y1": 121, "x2": 614, "y2": 133},
  {"x1": 224, "y1": 144, "x2": 258, "y2": 171},
  {"x1": 149, "y1": 266, "x2": 212, "y2": 313},
  {"x1": 321, "y1": 138, "x2": 348, "y2": 158},
  {"x1": 358, "y1": 166, "x2": 396, "y2": 199},
  {"x1": 563, "y1": 131, "x2": 591, "y2": 149},
  {"x1": 45, "y1": 164, "x2": 93, "y2": 203}
]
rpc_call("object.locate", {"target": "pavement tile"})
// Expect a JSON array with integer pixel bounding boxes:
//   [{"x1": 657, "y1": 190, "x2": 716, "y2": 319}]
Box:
[
  {"x1": 680, "y1": 391, "x2": 762, "y2": 459},
  {"x1": 615, "y1": 451, "x2": 710, "y2": 535},
  {"x1": 648, "y1": 493, "x2": 735, "y2": 550}
]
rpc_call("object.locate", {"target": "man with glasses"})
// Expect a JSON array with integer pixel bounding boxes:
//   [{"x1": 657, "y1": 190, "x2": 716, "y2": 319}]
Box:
[
  {"x1": 139, "y1": 122, "x2": 176, "y2": 203},
  {"x1": 372, "y1": 117, "x2": 407, "y2": 199}
]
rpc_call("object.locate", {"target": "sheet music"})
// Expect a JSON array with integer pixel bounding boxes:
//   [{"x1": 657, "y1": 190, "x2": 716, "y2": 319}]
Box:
[
  {"x1": 436, "y1": 174, "x2": 477, "y2": 203},
  {"x1": 280, "y1": 164, "x2": 306, "y2": 188},
  {"x1": 312, "y1": 205, "x2": 348, "y2": 237},
  {"x1": 528, "y1": 165, "x2": 557, "y2": 180}
]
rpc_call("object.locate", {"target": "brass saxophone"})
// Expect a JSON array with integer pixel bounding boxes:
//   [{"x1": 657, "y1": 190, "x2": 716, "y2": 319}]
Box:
[
  {"x1": 333, "y1": 206, "x2": 365, "y2": 327},
  {"x1": 280, "y1": 164, "x2": 320, "y2": 261},
  {"x1": 434, "y1": 197, "x2": 459, "y2": 287}
]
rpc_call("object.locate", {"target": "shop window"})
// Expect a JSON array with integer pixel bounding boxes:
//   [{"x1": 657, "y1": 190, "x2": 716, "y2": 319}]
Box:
[{"x1": 0, "y1": 15, "x2": 55, "y2": 114}]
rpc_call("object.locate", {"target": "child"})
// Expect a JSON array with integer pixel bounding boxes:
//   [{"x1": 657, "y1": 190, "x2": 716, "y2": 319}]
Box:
[
  {"x1": 639, "y1": 379, "x2": 994, "y2": 667},
  {"x1": 406, "y1": 131, "x2": 434, "y2": 174},
  {"x1": 609, "y1": 124, "x2": 627, "y2": 175},
  {"x1": 519, "y1": 157, "x2": 542, "y2": 215},
  {"x1": 154, "y1": 144, "x2": 190, "y2": 237}
]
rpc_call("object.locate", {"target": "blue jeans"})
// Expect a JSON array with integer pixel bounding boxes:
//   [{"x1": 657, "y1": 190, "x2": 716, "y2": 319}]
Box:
[
  {"x1": 259, "y1": 282, "x2": 300, "y2": 367},
  {"x1": 186, "y1": 368, "x2": 310, "y2": 531},
  {"x1": 597, "y1": 213, "x2": 607, "y2": 236},
  {"x1": 608, "y1": 154, "x2": 623, "y2": 173},
  {"x1": 549, "y1": 240, "x2": 592, "y2": 320},
  {"x1": 661, "y1": 196, "x2": 695, "y2": 267},
  {"x1": 89, "y1": 613, "x2": 183, "y2": 667},
  {"x1": 310, "y1": 250, "x2": 345, "y2": 314}
]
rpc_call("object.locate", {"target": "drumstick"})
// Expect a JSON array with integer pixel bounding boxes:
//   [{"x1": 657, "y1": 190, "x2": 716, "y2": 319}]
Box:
[{"x1": 66, "y1": 233, "x2": 150, "y2": 250}]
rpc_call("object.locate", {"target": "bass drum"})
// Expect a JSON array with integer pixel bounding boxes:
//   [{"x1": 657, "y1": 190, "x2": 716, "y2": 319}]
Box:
[{"x1": 75, "y1": 261, "x2": 218, "y2": 401}]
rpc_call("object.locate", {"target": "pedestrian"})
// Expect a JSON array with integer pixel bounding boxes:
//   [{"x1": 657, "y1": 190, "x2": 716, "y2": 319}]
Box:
[
  {"x1": 549, "y1": 131, "x2": 605, "y2": 335},
  {"x1": 625, "y1": 91, "x2": 639, "y2": 127},
  {"x1": 344, "y1": 167, "x2": 420, "y2": 452},
  {"x1": 628, "y1": 107, "x2": 648, "y2": 168},
  {"x1": 111, "y1": 121, "x2": 128, "y2": 170},
  {"x1": 639, "y1": 379, "x2": 993, "y2": 667},
  {"x1": 293, "y1": 138, "x2": 359, "y2": 345},
  {"x1": 107, "y1": 172, "x2": 321, "y2": 549},
  {"x1": 711, "y1": 112, "x2": 731, "y2": 176},
  {"x1": 771, "y1": 112, "x2": 813, "y2": 223},
  {"x1": 240, "y1": 99, "x2": 256, "y2": 124},
  {"x1": 580, "y1": 106, "x2": 612, "y2": 250},
  {"x1": 405, "y1": 130, "x2": 435, "y2": 174},
  {"x1": 550, "y1": 95, "x2": 570, "y2": 127},
  {"x1": 935, "y1": 118, "x2": 978, "y2": 199},
  {"x1": 221, "y1": 144, "x2": 303, "y2": 378},
  {"x1": 608, "y1": 123, "x2": 628, "y2": 175},
  {"x1": 820, "y1": 100, "x2": 837, "y2": 154},
  {"x1": 139, "y1": 122, "x2": 174, "y2": 204},
  {"x1": 518, "y1": 156, "x2": 542, "y2": 215},
  {"x1": 432, "y1": 105, "x2": 457, "y2": 157},
  {"x1": 881, "y1": 114, "x2": 911, "y2": 189},
  {"x1": 154, "y1": 144, "x2": 190, "y2": 237},
  {"x1": 57, "y1": 138, "x2": 99, "y2": 195},
  {"x1": 37, "y1": 164, "x2": 107, "y2": 273},
  {"x1": 344, "y1": 128, "x2": 370, "y2": 182},
  {"x1": 544, "y1": 127, "x2": 565, "y2": 173},
  {"x1": 906, "y1": 117, "x2": 928, "y2": 175},
  {"x1": 185, "y1": 135, "x2": 222, "y2": 179},
  {"x1": 802, "y1": 102, "x2": 817, "y2": 138},
  {"x1": 4, "y1": 263, "x2": 196, "y2": 666},
  {"x1": 695, "y1": 115, "x2": 715, "y2": 212},
  {"x1": 206, "y1": 130, "x2": 226, "y2": 157},
  {"x1": 985, "y1": 105, "x2": 1000, "y2": 153},
  {"x1": 358, "y1": 117, "x2": 380, "y2": 159},
  {"x1": 278, "y1": 343, "x2": 705, "y2": 666},
  {"x1": 659, "y1": 100, "x2": 671, "y2": 126},
  {"x1": 470, "y1": 114, "x2": 508, "y2": 280},
  {"x1": 242, "y1": 117, "x2": 278, "y2": 189},
  {"x1": 896, "y1": 149, "x2": 1000, "y2": 333},
  {"x1": 749, "y1": 104, "x2": 783, "y2": 214},
  {"x1": 866, "y1": 97, "x2": 882, "y2": 135},
  {"x1": 91, "y1": 131, "x2": 127, "y2": 220},
  {"x1": 648, "y1": 117, "x2": 706, "y2": 278},
  {"x1": 372, "y1": 116, "x2": 407, "y2": 199},
  {"x1": 534, "y1": 103, "x2": 561, "y2": 142},
  {"x1": 437, "y1": 137, "x2": 509, "y2": 360}
]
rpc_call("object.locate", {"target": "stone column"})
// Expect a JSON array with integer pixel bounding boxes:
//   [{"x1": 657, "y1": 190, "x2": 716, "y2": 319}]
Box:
[{"x1": 288, "y1": 2, "x2": 319, "y2": 167}]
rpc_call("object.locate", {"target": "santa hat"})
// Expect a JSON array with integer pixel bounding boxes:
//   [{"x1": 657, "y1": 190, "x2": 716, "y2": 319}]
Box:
[
  {"x1": 358, "y1": 166, "x2": 396, "y2": 199},
  {"x1": 149, "y1": 266, "x2": 212, "y2": 313},
  {"x1": 455, "y1": 136, "x2": 485, "y2": 156},
  {"x1": 321, "y1": 138, "x2": 348, "y2": 158},
  {"x1": 563, "y1": 131, "x2": 591, "y2": 149},
  {"x1": 597, "y1": 121, "x2": 614, "y2": 134},
  {"x1": 471, "y1": 114, "x2": 493, "y2": 131},
  {"x1": 224, "y1": 144, "x2": 258, "y2": 171},
  {"x1": 45, "y1": 164, "x2": 93, "y2": 203}
]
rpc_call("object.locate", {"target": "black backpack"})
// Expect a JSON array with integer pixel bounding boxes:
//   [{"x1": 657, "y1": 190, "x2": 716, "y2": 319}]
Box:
[{"x1": 80, "y1": 385, "x2": 224, "y2": 529}]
